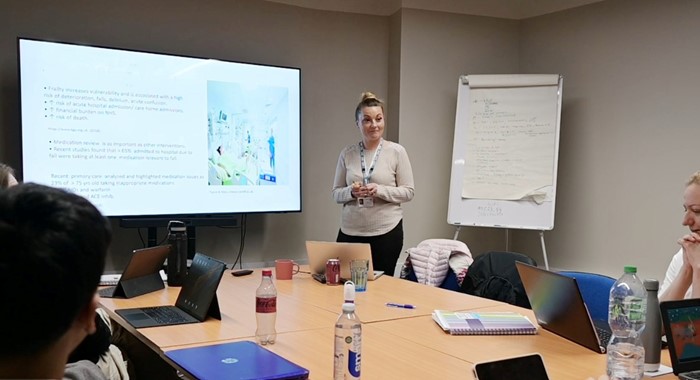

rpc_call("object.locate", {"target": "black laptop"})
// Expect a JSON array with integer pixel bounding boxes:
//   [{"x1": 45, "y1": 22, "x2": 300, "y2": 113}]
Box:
[
  {"x1": 515, "y1": 262, "x2": 612, "y2": 354},
  {"x1": 115, "y1": 253, "x2": 226, "y2": 328},
  {"x1": 99, "y1": 245, "x2": 170, "y2": 298},
  {"x1": 661, "y1": 298, "x2": 700, "y2": 379}
]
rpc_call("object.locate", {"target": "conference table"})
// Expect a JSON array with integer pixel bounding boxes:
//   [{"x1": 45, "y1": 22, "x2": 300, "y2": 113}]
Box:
[{"x1": 99, "y1": 268, "x2": 676, "y2": 379}]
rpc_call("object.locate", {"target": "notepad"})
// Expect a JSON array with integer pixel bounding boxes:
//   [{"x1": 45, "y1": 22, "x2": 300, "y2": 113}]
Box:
[{"x1": 432, "y1": 310, "x2": 538, "y2": 335}]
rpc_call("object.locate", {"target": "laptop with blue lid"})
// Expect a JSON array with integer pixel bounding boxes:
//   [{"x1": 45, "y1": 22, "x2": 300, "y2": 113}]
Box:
[
  {"x1": 165, "y1": 341, "x2": 309, "y2": 380},
  {"x1": 661, "y1": 298, "x2": 700, "y2": 379}
]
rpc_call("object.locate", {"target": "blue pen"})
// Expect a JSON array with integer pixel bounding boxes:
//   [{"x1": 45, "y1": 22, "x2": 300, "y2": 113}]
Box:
[{"x1": 386, "y1": 302, "x2": 416, "y2": 309}]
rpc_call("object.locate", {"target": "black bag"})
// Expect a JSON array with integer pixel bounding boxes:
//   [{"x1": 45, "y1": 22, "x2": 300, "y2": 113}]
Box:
[{"x1": 459, "y1": 251, "x2": 536, "y2": 308}]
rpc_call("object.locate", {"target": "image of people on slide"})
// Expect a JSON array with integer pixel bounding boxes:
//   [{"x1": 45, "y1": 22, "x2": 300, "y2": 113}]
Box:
[{"x1": 206, "y1": 81, "x2": 287, "y2": 186}]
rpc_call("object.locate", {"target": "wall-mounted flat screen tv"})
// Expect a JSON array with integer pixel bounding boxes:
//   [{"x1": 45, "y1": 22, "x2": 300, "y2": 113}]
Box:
[{"x1": 18, "y1": 38, "x2": 301, "y2": 222}]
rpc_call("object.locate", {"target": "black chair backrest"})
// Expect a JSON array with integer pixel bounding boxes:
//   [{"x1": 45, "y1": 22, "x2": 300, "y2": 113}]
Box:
[{"x1": 459, "y1": 251, "x2": 537, "y2": 308}]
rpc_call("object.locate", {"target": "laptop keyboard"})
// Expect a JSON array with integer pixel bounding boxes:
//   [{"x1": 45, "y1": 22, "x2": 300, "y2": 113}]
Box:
[
  {"x1": 683, "y1": 371, "x2": 700, "y2": 380},
  {"x1": 98, "y1": 286, "x2": 116, "y2": 297},
  {"x1": 595, "y1": 326, "x2": 612, "y2": 346},
  {"x1": 141, "y1": 307, "x2": 190, "y2": 324}
]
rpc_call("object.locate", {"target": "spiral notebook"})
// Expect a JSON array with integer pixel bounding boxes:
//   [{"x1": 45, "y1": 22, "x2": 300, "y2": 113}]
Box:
[{"x1": 432, "y1": 310, "x2": 538, "y2": 335}]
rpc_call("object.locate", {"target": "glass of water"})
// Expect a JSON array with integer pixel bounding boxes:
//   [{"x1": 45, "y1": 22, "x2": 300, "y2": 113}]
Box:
[{"x1": 350, "y1": 259, "x2": 369, "y2": 292}]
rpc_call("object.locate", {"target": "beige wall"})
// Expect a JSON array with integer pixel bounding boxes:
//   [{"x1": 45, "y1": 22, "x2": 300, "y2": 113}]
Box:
[
  {"x1": 395, "y1": 9, "x2": 519, "y2": 258},
  {"x1": 2, "y1": 0, "x2": 698, "y2": 281},
  {"x1": 516, "y1": 0, "x2": 700, "y2": 279}
]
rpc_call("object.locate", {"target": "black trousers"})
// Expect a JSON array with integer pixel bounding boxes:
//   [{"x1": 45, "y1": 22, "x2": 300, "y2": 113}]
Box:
[{"x1": 336, "y1": 220, "x2": 403, "y2": 277}]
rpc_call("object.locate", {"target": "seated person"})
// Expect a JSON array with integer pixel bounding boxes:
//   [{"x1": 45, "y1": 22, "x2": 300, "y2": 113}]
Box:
[
  {"x1": 2, "y1": 168, "x2": 127, "y2": 377},
  {"x1": 0, "y1": 183, "x2": 110, "y2": 379},
  {"x1": 660, "y1": 171, "x2": 700, "y2": 301}
]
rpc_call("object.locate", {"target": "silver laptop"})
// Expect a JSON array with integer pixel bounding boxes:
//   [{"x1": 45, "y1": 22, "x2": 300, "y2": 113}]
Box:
[
  {"x1": 661, "y1": 298, "x2": 700, "y2": 379},
  {"x1": 305, "y1": 241, "x2": 384, "y2": 280},
  {"x1": 516, "y1": 262, "x2": 611, "y2": 354}
]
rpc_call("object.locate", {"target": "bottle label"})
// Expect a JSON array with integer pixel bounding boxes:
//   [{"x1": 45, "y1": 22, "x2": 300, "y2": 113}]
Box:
[
  {"x1": 334, "y1": 326, "x2": 361, "y2": 379},
  {"x1": 256, "y1": 296, "x2": 277, "y2": 313},
  {"x1": 348, "y1": 349, "x2": 361, "y2": 377}
]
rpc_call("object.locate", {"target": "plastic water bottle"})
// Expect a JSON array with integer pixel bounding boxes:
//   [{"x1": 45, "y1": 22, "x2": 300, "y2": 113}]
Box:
[
  {"x1": 166, "y1": 220, "x2": 187, "y2": 286},
  {"x1": 255, "y1": 269, "x2": 277, "y2": 345},
  {"x1": 641, "y1": 279, "x2": 661, "y2": 372},
  {"x1": 607, "y1": 266, "x2": 647, "y2": 380},
  {"x1": 334, "y1": 302, "x2": 361, "y2": 380}
]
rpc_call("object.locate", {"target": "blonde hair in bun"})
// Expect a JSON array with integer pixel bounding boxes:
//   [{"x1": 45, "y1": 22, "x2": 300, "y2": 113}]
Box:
[{"x1": 355, "y1": 92, "x2": 385, "y2": 123}]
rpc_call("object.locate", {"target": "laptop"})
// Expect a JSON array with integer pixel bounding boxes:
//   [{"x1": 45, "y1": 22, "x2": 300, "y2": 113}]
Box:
[
  {"x1": 661, "y1": 298, "x2": 700, "y2": 379},
  {"x1": 305, "y1": 240, "x2": 384, "y2": 281},
  {"x1": 115, "y1": 253, "x2": 226, "y2": 328},
  {"x1": 165, "y1": 341, "x2": 309, "y2": 380},
  {"x1": 99, "y1": 245, "x2": 170, "y2": 298},
  {"x1": 515, "y1": 262, "x2": 612, "y2": 354}
]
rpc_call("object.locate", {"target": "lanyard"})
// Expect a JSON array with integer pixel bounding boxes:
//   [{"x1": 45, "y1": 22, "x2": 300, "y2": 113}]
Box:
[{"x1": 360, "y1": 139, "x2": 383, "y2": 185}]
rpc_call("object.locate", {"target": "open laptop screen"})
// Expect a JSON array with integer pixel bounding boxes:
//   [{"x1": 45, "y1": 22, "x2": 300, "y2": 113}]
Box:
[{"x1": 661, "y1": 299, "x2": 700, "y2": 374}]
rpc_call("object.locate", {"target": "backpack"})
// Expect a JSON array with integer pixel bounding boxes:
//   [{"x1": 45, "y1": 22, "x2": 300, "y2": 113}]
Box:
[{"x1": 459, "y1": 251, "x2": 537, "y2": 308}]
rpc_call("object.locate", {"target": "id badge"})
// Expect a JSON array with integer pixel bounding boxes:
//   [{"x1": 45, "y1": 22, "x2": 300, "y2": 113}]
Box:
[{"x1": 358, "y1": 197, "x2": 374, "y2": 208}]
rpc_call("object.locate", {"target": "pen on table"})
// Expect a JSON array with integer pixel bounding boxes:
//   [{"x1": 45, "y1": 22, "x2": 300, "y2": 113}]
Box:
[{"x1": 385, "y1": 302, "x2": 416, "y2": 309}]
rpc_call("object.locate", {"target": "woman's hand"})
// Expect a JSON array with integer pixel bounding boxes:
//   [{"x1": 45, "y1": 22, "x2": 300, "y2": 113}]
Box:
[
  {"x1": 351, "y1": 182, "x2": 377, "y2": 198},
  {"x1": 680, "y1": 232, "x2": 700, "y2": 271},
  {"x1": 364, "y1": 183, "x2": 378, "y2": 197},
  {"x1": 351, "y1": 182, "x2": 365, "y2": 198}
]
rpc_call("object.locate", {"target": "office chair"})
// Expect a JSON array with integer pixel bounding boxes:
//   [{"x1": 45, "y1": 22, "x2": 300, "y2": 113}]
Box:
[
  {"x1": 558, "y1": 270, "x2": 615, "y2": 321},
  {"x1": 404, "y1": 268, "x2": 461, "y2": 292}
]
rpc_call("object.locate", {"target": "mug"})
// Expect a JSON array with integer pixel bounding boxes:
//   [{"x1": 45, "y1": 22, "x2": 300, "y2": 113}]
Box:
[{"x1": 275, "y1": 259, "x2": 300, "y2": 280}]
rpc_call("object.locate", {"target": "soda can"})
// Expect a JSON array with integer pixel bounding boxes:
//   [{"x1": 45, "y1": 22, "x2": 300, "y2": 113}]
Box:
[{"x1": 326, "y1": 259, "x2": 341, "y2": 285}]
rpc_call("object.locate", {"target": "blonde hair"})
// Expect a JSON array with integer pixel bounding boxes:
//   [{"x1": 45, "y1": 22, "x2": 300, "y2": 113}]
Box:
[
  {"x1": 354, "y1": 92, "x2": 385, "y2": 123},
  {"x1": 687, "y1": 171, "x2": 700, "y2": 187},
  {"x1": 0, "y1": 163, "x2": 16, "y2": 189}
]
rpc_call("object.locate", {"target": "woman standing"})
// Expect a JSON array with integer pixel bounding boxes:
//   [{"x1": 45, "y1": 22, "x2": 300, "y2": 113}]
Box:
[{"x1": 332, "y1": 92, "x2": 414, "y2": 276}]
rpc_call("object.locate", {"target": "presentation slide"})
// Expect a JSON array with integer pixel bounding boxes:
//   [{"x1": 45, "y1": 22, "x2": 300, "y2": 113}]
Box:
[{"x1": 19, "y1": 39, "x2": 301, "y2": 217}]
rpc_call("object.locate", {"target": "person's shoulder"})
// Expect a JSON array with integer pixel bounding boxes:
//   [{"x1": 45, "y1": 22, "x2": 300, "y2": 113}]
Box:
[
  {"x1": 383, "y1": 140, "x2": 408, "y2": 154},
  {"x1": 341, "y1": 143, "x2": 361, "y2": 154},
  {"x1": 64, "y1": 360, "x2": 108, "y2": 380}
]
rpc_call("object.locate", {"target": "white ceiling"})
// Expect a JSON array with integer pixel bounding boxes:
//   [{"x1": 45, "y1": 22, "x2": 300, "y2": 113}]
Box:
[{"x1": 263, "y1": 0, "x2": 605, "y2": 20}]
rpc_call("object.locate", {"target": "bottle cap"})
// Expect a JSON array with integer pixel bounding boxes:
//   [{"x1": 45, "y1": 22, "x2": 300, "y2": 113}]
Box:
[
  {"x1": 344, "y1": 281, "x2": 355, "y2": 303},
  {"x1": 262, "y1": 269, "x2": 272, "y2": 276},
  {"x1": 624, "y1": 265, "x2": 637, "y2": 274},
  {"x1": 167, "y1": 220, "x2": 187, "y2": 233},
  {"x1": 644, "y1": 278, "x2": 659, "y2": 291},
  {"x1": 342, "y1": 302, "x2": 355, "y2": 313}
]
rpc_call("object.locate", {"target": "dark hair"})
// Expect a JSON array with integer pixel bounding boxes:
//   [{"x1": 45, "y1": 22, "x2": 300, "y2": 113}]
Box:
[
  {"x1": 0, "y1": 183, "x2": 110, "y2": 357},
  {"x1": 0, "y1": 163, "x2": 16, "y2": 188},
  {"x1": 354, "y1": 91, "x2": 385, "y2": 123}
]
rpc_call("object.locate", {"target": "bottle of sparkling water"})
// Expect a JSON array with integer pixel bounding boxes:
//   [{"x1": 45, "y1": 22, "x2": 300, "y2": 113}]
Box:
[
  {"x1": 255, "y1": 269, "x2": 277, "y2": 345},
  {"x1": 607, "y1": 266, "x2": 647, "y2": 380},
  {"x1": 334, "y1": 302, "x2": 361, "y2": 379}
]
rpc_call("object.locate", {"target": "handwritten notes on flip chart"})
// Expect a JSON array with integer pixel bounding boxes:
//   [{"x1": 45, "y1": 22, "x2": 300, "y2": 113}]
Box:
[
  {"x1": 463, "y1": 86, "x2": 558, "y2": 202},
  {"x1": 447, "y1": 74, "x2": 562, "y2": 230}
]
